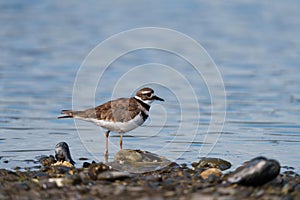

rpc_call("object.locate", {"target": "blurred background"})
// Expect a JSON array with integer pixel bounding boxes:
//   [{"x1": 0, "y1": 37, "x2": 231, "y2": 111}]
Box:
[{"x1": 1, "y1": 0, "x2": 300, "y2": 171}]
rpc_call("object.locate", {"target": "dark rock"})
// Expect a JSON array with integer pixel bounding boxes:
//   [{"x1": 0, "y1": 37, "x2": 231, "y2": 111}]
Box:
[
  {"x1": 54, "y1": 142, "x2": 75, "y2": 165},
  {"x1": 191, "y1": 162, "x2": 198, "y2": 168},
  {"x1": 181, "y1": 163, "x2": 188, "y2": 169},
  {"x1": 82, "y1": 162, "x2": 91, "y2": 168},
  {"x1": 227, "y1": 157, "x2": 280, "y2": 186},
  {"x1": 195, "y1": 157, "x2": 232, "y2": 171}
]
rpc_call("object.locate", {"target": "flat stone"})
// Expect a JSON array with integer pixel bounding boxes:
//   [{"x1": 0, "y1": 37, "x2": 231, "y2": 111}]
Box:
[
  {"x1": 115, "y1": 149, "x2": 143, "y2": 162},
  {"x1": 108, "y1": 149, "x2": 172, "y2": 173},
  {"x1": 114, "y1": 149, "x2": 166, "y2": 163}
]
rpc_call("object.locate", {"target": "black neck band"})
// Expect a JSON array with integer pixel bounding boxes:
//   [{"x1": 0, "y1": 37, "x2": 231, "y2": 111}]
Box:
[{"x1": 135, "y1": 97, "x2": 150, "y2": 111}]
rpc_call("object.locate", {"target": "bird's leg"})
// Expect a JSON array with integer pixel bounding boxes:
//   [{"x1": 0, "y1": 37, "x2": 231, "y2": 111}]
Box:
[
  {"x1": 104, "y1": 130, "x2": 110, "y2": 162},
  {"x1": 119, "y1": 132, "x2": 123, "y2": 150}
]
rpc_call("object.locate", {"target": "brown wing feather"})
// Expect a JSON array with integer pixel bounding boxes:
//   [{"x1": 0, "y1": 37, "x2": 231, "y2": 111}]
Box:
[
  {"x1": 94, "y1": 98, "x2": 141, "y2": 122},
  {"x1": 59, "y1": 97, "x2": 145, "y2": 122}
]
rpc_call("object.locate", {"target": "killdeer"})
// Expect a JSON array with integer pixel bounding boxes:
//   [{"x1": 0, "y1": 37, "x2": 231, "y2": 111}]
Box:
[{"x1": 58, "y1": 87, "x2": 164, "y2": 159}]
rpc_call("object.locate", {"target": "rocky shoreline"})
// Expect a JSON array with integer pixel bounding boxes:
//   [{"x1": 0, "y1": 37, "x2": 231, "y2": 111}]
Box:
[{"x1": 0, "y1": 149, "x2": 299, "y2": 200}]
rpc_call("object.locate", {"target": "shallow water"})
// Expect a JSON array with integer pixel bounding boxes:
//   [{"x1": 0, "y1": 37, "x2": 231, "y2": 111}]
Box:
[{"x1": 1, "y1": 1, "x2": 300, "y2": 171}]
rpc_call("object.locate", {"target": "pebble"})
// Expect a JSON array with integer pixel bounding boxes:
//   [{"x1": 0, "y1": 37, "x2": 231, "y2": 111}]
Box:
[
  {"x1": 32, "y1": 165, "x2": 42, "y2": 169},
  {"x1": 200, "y1": 168, "x2": 222, "y2": 179},
  {"x1": 254, "y1": 189, "x2": 264, "y2": 197},
  {"x1": 33, "y1": 172, "x2": 49, "y2": 179},
  {"x1": 48, "y1": 178, "x2": 65, "y2": 187},
  {"x1": 16, "y1": 182, "x2": 30, "y2": 191},
  {"x1": 87, "y1": 162, "x2": 111, "y2": 180},
  {"x1": 295, "y1": 184, "x2": 300, "y2": 192},
  {"x1": 163, "y1": 191, "x2": 176, "y2": 197},
  {"x1": 51, "y1": 161, "x2": 74, "y2": 168},
  {"x1": 282, "y1": 183, "x2": 295, "y2": 194},
  {"x1": 217, "y1": 187, "x2": 237, "y2": 196},
  {"x1": 39, "y1": 155, "x2": 56, "y2": 167},
  {"x1": 282, "y1": 194, "x2": 294, "y2": 200}
]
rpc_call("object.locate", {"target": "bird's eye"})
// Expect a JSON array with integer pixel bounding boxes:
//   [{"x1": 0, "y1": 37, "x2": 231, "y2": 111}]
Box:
[{"x1": 146, "y1": 93, "x2": 152, "y2": 97}]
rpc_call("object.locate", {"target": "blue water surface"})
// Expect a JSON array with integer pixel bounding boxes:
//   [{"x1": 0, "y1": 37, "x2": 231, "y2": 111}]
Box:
[{"x1": 0, "y1": 0, "x2": 300, "y2": 171}]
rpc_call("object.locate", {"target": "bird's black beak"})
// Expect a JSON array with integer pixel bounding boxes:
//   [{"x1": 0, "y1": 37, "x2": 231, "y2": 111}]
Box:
[{"x1": 153, "y1": 95, "x2": 164, "y2": 101}]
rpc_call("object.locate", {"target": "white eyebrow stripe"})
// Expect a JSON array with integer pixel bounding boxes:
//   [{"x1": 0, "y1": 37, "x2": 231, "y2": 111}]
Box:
[{"x1": 141, "y1": 91, "x2": 152, "y2": 94}]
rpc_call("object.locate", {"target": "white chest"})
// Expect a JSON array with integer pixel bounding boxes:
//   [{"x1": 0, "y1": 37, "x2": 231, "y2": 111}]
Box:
[{"x1": 77, "y1": 112, "x2": 146, "y2": 133}]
